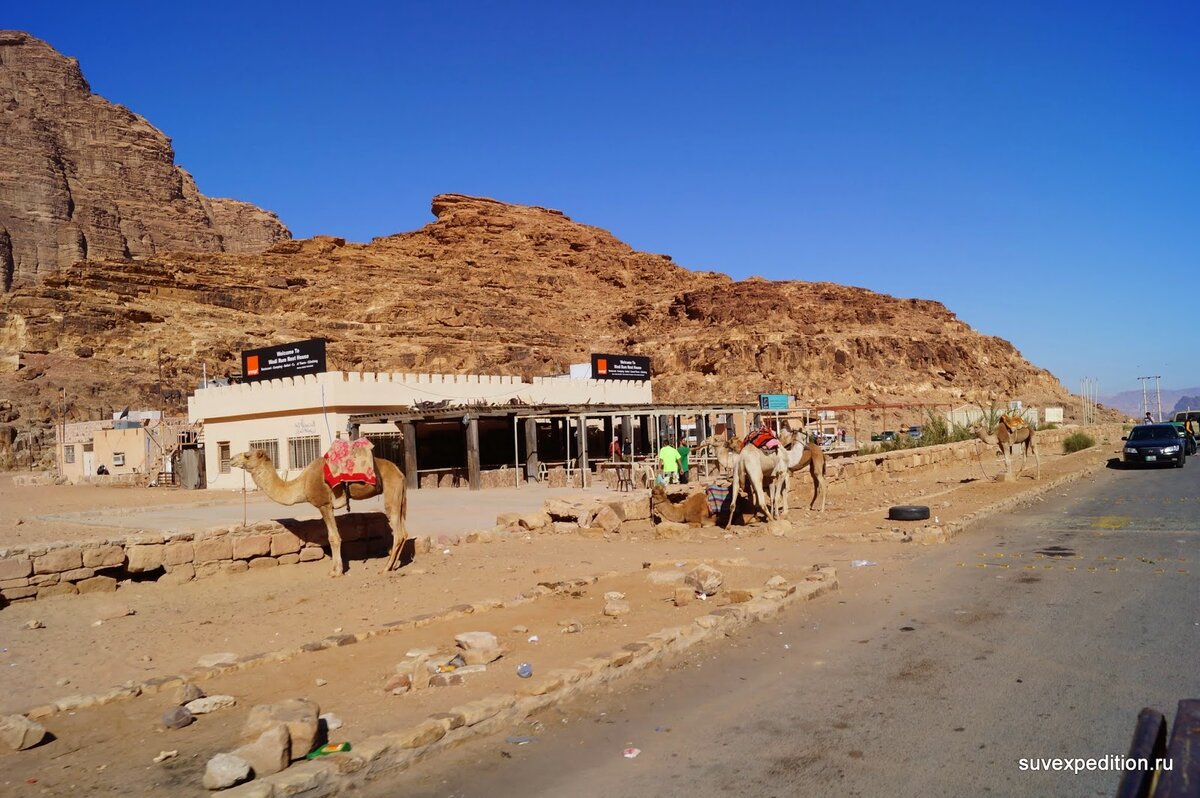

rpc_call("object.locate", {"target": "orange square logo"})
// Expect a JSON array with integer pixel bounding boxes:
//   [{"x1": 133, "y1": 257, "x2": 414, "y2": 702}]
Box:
[
  {"x1": 596, "y1": 358, "x2": 607, "y2": 375},
  {"x1": 246, "y1": 355, "x2": 260, "y2": 376}
]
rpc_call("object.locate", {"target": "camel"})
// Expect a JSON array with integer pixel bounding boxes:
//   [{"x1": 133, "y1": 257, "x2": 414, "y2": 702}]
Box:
[
  {"x1": 693, "y1": 434, "x2": 737, "y2": 474},
  {"x1": 231, "y1": 448, "x2": 409, "y2": 577},
  {"x1": 651, "y1": 484, "x2": 716, "y2": 527},
  {"x1": 972, "y1": 417, "x2": 1040, "y2": 480},
  {"x1": 724, "y1": 430, "x2": 829, "y2": 528}
]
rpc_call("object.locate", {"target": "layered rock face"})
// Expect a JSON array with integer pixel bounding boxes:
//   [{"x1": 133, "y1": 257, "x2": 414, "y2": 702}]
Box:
[
  {"x1": 0, "y1": 30, "x2": 289, "y2": 290},
  {"x1": 0, "y1": 193, "x2": 1077, "y2": 436}
]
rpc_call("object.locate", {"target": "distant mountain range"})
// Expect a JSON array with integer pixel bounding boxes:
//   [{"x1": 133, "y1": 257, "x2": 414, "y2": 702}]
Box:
[{"x1": 1100, "y1": 388, "x2": 1200, "y2": 418}]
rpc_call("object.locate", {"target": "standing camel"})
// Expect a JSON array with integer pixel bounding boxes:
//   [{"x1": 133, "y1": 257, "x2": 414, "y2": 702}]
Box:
[
  {"x1": 693, "y1": 434, "x2": 737, "y2": 474},
  {"x1": 231, "y1": 449, "x2": 409, "y2": 576},
  {"x1": 724, "y1": 429, "x2": 832, "y2": 529},
  {"x1": 972, "y1": 418, "x2": 1040, "y2": 480}
]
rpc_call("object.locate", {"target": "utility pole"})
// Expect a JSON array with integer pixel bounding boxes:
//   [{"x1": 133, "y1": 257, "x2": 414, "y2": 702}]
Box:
[
  {"x1": 1153, "y1": 375, "x2": 1163, "y2": 422},
  {"x1": 1138, "y1": 376, "x2": 1151, "y2": 421}
]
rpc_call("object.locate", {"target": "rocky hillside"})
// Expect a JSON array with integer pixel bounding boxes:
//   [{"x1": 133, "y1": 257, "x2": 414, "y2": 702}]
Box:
[
  {"x1": 0, "y1": 193, "x2": 1078, "y2": 452},
  {"x1": 0, "y1": 31, "x2": 289, "y2": 290}
]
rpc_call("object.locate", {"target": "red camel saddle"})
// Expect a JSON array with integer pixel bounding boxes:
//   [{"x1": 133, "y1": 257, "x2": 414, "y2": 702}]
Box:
[{"x1": 743, "y1": 428, "x2": 780, "y2": 450}]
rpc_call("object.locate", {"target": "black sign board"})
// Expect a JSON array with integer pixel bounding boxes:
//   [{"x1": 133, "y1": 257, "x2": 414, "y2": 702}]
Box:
[
  {"x1": 591, "y1": 353, "x2": 651, "y2": 381},
  {"x1": 241, "y1": 338, "x2": 327, "y2": 383}
]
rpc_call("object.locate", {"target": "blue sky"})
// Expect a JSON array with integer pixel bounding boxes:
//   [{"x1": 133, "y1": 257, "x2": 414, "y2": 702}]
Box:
[{"x1": 9, "y1": 1, "x2": 1198, "y2": 396}]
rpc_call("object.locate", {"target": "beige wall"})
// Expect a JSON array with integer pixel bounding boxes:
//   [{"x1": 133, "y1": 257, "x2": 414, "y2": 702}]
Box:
[{"x1": 190, "y1": 370, "x2": 654, "y2": 490}]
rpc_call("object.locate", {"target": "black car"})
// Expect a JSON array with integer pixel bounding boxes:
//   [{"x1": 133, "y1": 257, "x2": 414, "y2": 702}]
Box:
[{"x1": 1122, "y1": 424, "x2": 1187, "y2": 468}]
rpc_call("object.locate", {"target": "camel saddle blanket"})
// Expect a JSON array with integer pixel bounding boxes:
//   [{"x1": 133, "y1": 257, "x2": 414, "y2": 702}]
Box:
[
  {"x1": 999, "y1": 414, "x2": 1028, "y2": 432},
  {"x1": 743, "y1": 430, "x2": 780, "y2": 450},
  {"x1": 322, "y1": 439, "x2": 377, "y2": 488},
  {"x1": 705, "y1": 483, "x2": 732, "y2": 516}
]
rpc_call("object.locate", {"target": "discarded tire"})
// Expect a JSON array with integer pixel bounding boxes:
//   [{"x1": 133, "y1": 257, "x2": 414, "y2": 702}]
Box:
[{"x1": 888, "y1": 505, "x2": 931, "y2": 521}]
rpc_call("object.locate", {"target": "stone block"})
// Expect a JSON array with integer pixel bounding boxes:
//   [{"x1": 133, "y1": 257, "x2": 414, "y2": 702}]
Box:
[
  {"x1": 0, "y1": 714, "x2": 47, "y2": 751},
  {"x1": 242, "y1": 698, "x2": 319, "y2": 761},
  {"x1": 161, "y1": 564, "x2": 195, "y2": 584},
  {"x1": 248, "y1": 557, "x2": 279, "y2": 569},
  {"x1": 0, "y1": 558, "x2": 32, "y2": 580},
  {"x1": 233, "y1": 722, "x2": 290, "y2": 777},
  {"x1": 298, "y1": 546, "x2": 325, "y2": 562},
  {"x1": 34, "y1": 547, "x2": 82, "y2": 574},
  {"x1": 605, "y1": 496, "x2": 651, "y2": 522},
  {"x1": 0, "y1": 577, "x2": 30, "y2": 589},
  {"x1": 29, "y1": 572, "x2": 59, "y2": 586},
  {"x1": 495, "y1": 512, "x2": 522, "y2": 527},
  {"x1": 126, "y1": 544, "x2": 164, "y2": 573},
  {"x1": 395, "y1": 719, "x2": 447, "y2": 749},
  {"x1": 60, "y1": 567, "x2": 95, "y2": 582},
  {"x1": 590, "y1": 505, "x2": 622, "y2": 533},
  {"x1": 1, "y1": 586, "x2": 37, "y2": 601},
  {"x1": 518, "y1": 512, "x2": 551, "y2": 531},
  {"x1": 278, "y1": 553, "x2": 300, "y2": 566},
  {"x1": 270, "y1": 532, "x2": 302, "y2": 557},
  {"x1": 194, "y1": 562, "x2": 223, "y2": 580},
  {"x1": 82, "y1": 545, "x2": 125, "y2": 569},
  {"x1": 195, "y1": 538, "x2": 233, "y2": 563},
  {"x1": 543, "y1": 499, "x2": 585, "y2": 521},
  {"x1": 673, "y1": 587, "x2": 693, "y2": 606},
  {"x1": 76, "y1": 575, "x2": 119, "y2": 594},
  {"x1": 163, "y1": 540, "x2": 195, "y2": 566},
  {"x1": 37, "y1": 583, "x2": 78, "y2": 599},
  {"x1": 224, "y1": 561, "x2": 249, "y2": 575},
  {"x1": 654, "y1": 521, "x2": 695, "y2": 540},
  {"x1": 728, "y1": 589, "x2": 756, "y2": 603}
]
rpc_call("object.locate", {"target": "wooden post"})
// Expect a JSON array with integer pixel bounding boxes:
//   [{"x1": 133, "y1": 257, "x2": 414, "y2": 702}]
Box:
[
  {"x1": 401, "y1": 421, "x2": 418, "y2": 490},
  {"x1": 575, "y1": 413, "x2": 588, "y2": 487},
  {"x1": 523, "y1": 418, "x2": 539, "y2": 481},
  {"x1": 466, "y1": 414, "x2": 481, "y2": 491}
]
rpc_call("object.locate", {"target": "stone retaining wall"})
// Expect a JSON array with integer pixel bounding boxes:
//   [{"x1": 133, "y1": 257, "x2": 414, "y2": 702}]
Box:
[{"x1": 0, "y1": 514, "x2": 423, "y2": 607}]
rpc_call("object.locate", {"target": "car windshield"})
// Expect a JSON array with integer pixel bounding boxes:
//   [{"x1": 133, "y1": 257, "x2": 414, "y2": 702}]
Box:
[{"x1": 1128, "y1": 425, "x2": 1177, "y2": 441}]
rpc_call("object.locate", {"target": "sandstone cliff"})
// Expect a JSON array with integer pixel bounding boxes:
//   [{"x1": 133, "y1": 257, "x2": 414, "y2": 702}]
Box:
[
  {"x1": 0, "y1": 193, "x2": 1078, "y2": 438},
  {"x1": 0, "y1": 30, "x2": 289, "y2": 290}
]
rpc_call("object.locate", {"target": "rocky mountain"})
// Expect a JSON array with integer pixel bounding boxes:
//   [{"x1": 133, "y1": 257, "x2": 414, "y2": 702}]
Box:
[
  {"x1": 0, "y1": 30, "x2": 289, "y2": 290},
  {"x1": 1, "y1": 192, "x2": 1080, "y2": 449}
]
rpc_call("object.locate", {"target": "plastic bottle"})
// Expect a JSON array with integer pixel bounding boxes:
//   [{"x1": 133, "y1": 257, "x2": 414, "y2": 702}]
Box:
[
  {"x1": 517, "y1": 663, "x2": 533, "y2": 678},
  {"x1": 306, "y1": 742, "x2": 352, "y2": 759}
]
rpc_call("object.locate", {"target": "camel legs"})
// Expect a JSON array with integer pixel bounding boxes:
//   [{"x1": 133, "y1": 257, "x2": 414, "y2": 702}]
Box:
[
  {"x1": 810, "y1": 465, "x2": 827, "y2": 511},
  {"x1": 383, "y1": 490, "x2": 409, "y2": 573},
  {"x1": 318, "y1": 504, "x2": 345, "y2": 577}
]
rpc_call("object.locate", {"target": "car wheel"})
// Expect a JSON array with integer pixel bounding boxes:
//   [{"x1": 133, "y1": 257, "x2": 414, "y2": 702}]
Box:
[{"x1": 888, "y1": 505, "x2": 931, "y2": 521}]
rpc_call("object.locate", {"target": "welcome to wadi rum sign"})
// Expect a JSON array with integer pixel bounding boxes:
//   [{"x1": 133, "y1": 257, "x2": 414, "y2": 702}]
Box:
[{"x1": 241, "y1": 338, "x2": 327, "y2": 383}]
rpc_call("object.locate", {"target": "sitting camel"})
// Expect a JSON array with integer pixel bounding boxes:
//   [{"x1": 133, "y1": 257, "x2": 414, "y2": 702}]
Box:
[
  {"x1": 972, "y1": 417, "x2": 1040, "y2": 480},
  {"x1": 651, "y1": 484, "x2": 717, "y2": 527},
  {"x1": 231, "y1": 448, "x2": 409, "y2": 577}
]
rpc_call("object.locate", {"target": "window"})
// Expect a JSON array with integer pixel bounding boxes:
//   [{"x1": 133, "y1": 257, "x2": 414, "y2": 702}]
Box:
[
  {"x1": 64, "y1": 445, "x2": 75, "y2": 464},
  {"x1": 218, "y1": 442, "x2": 231, "y2": 474},
  {"x1": 248, "y1": 439, "x2": 280, "y2": 468},
  {"x1": 83, "y1": 443, "x2": 93, "y2": 453},
  {"x1": 113, "y1": 452, "x2": 125, "y2": 467},
  {"x1": 288, "y1": 436, "x2": 322, "y2": 469}
]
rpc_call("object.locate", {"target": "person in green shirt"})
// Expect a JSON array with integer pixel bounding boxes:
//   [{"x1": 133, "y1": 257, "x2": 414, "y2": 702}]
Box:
[
  {"x1": 657, "y1": 443, "x2": 682, "y2": 484},
  {"x1": 676, "y1": 439, "x2": 691, "y2": 484}
]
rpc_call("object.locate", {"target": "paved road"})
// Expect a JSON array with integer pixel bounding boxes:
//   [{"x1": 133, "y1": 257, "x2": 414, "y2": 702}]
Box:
[{"x1": 371, "y1": 460, "x2": 1200, "y2": 798}]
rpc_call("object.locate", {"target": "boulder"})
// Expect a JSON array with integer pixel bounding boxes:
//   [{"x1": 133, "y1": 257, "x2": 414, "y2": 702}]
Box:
[
  {"x1": 242, "y1": 698, "x2": 319, "y2": 761},
  {"x1": 185, "y1": 695, "x2": 237, "y2": 714},
  {"x1": 685, "y1": 564, "x2": 724, "y2": 596},
  {"x1": 232, "y1": 722, "x2": 290, "y2": 777},
  {"x1": 0, "y1": 714, "x2": 46, "y2": 750},
  {"x1": 203, "y1": 753, "x2": 251, "y2": 790}
]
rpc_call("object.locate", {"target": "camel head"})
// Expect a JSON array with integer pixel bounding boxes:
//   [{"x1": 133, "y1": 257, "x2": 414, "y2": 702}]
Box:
[{"x1": 230, "y1": 449, "x2": 272, "y2": 470}]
